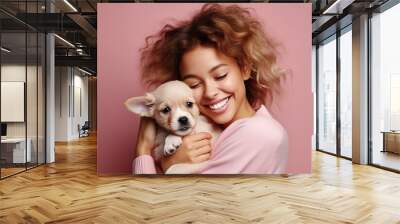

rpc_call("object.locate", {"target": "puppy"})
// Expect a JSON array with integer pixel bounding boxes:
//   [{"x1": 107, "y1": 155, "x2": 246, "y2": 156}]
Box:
[{"x1": 125, "y1": 80, "x2": 221, "y2": 174}]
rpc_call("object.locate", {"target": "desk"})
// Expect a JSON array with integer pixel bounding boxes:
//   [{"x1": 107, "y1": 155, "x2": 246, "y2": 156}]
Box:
[
  {"x1": 1, "y1": 138, "x2": 31, "y2": 163},
  {"x1": 381, "y1": 131, "x2": 400, "y2": 154}
]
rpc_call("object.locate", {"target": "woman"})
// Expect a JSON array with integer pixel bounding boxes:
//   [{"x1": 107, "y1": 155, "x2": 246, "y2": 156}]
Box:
[{"x1": 133, "y1": 3, "x2": 288, "y2": 174}]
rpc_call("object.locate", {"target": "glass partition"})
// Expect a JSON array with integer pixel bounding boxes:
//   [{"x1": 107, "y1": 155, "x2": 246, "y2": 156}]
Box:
[
  {"x1": 0, "y1": 1, "x2": 46, "y2": 179},
  {"x1": 317, "y1": 35, "x2": 337, "y2": 155},
  {"x1": 1, "y1": 30, "x2": 28, "y2": 177},
  {"x1": 371, "y1": 3, "x2": 400, "y2": 171},
  {"x1": 339, "y1": 27, "x2": 352, "y2": 158}
]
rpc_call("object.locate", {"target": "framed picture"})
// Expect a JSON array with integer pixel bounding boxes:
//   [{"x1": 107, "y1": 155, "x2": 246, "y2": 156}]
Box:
[{"x1": 98, "y1": 3, "x2": 312, "y2": 175}]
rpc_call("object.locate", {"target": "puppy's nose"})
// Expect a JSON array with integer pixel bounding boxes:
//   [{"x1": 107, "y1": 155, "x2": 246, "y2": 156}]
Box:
[{"x1": 178, "y1": 116, "x2": 188, "y2": 125}]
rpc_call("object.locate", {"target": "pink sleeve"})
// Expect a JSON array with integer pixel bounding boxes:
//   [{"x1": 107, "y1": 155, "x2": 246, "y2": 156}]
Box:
[
  {"x1": 200, "y1": 117, "x2": 288, "y2": 174},
  {"x1": 132, "y1": 155, "x2": 157, "y2": 174}
]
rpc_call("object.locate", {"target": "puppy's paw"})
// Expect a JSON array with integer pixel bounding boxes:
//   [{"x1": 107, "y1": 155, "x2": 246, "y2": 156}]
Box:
[{"x1": 164, "y1": 135, "x2": 182, "y2": 156}]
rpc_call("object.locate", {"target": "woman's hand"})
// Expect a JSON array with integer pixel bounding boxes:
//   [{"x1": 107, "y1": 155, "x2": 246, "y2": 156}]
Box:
[
  {"x1": 160, "y1": 132, "x2": 212, "y2": 172},
  {"x1": 136, "y1": 117, "x2": 157, "y2": 156}
]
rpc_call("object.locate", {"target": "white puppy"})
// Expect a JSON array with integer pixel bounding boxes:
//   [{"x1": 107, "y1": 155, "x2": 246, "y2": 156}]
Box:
[{"x1": 125, "y1": 81, "x2": 221, "y2": 174}]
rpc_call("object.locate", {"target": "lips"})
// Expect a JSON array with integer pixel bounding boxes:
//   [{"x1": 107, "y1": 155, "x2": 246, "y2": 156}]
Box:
[
  {"x1": 179, "y1": 126, "x2": 190, "y2": 131},
  {"x1": 176, "y1": 126, "x2": 193, "y2": 136}
]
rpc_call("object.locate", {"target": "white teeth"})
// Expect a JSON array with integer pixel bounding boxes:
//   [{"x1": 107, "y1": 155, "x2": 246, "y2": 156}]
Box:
[{"x1": 209, "y1": 97, "x2": 229, "y2": 110}]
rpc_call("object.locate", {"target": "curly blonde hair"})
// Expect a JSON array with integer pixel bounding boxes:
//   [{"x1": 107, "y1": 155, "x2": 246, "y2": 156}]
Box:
[{"x1": 140, "y1": 3, "x2": 285, "y2": 107}]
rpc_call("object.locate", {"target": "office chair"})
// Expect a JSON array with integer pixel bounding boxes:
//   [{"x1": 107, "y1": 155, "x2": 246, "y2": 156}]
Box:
[{"x1": 79, "y1": 121, "x2": 90, "y2": 138}]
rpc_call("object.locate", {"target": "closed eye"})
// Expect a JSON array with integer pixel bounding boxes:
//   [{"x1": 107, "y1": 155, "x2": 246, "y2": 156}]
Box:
[
  {"x1": 216, "y1": 73, "x2": 228, "y2": 80},
  {"x1": 189, "y1": 83, "x2": 201, "y2": 89}
]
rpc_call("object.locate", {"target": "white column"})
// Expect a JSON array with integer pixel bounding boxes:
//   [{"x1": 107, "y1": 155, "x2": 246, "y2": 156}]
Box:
[
  {"x1": 312, "y1": 45, "x2": 317, "y2": 151},
  {"x1": 46, "y1": 32, "x2": 55, "y2": 163},
  {"x1": 45, "y1": 0, "x2": 55, "y2": 163},
  {"x1": 352, "y1": 14, "x2": 369, "y2": 164}
]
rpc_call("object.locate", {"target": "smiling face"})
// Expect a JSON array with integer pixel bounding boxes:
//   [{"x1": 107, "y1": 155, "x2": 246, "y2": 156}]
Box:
[{"x1": 180, "y1": 46, "x2": 255, "y2": 127}]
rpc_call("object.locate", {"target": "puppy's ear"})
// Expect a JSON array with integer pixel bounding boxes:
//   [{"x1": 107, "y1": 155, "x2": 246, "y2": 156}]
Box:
[{"x1": 124, "y1": 93, "x2": 156, "y2": 117}]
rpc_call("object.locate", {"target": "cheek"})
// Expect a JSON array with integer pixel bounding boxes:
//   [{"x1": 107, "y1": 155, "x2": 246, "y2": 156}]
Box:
[
  {"x1": 224, "y1": 76, "x2": 243, "y2": 92},
  {"x1": 192, "y1": 90, "x2": 209, "y2": 113},
  {"x1": 192, "y1": 89, "x2": 203, "y2": 104},
  {"x1": 191, "y1": 106, "x2": 200, "y2": 117},
  {"x1": 154, "y1": 113, "x2": 172, "y2": 128}
]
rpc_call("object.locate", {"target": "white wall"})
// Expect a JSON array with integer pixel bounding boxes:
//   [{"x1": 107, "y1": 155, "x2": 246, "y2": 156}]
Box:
[
  {"x1": 1, "y1": 82, "x2": 25, "y2": 122},
  {"x1": 55, "y1": 67, "x2": 89, "y2": 141},
  {"x1": 55, "y1": 66, "x2": 70, "y2": 141},
  {"x1": 72, "y1": 73, "x2": 89, "y2": 138}
]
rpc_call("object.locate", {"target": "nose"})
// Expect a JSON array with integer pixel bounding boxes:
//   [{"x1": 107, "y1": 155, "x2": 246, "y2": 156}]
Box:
[
  {"x1": 178, "y1": 116, "x2": 188, "y2": 125},
  {"x1": 204, "y1": 81, "x2": 218, "y2": 99}
]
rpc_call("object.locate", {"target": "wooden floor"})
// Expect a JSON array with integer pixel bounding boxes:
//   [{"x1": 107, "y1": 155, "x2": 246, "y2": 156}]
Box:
[
  {"x1": 1, "y1": 134, "x2": 400, "y2": 223},
  {"x1": 0, "y1": 167, "x2": 26, "y2": 178}
]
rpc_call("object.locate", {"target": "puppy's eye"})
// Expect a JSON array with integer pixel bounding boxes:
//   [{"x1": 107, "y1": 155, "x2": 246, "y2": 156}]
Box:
[
  {"x1": 186, "y1": 101, "x2": 193, "y2": 108},
  {"x1": 161, "y1": 106, "x2": 171, "y2": 114}
]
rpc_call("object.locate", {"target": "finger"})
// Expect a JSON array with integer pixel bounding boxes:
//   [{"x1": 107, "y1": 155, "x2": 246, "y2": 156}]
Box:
[
  {"x1": 191, "y1": 139, "x2": 211, "y2": 149},
  {"x1": 194, "y1": 153, "x2": 211, "y2": 163},
  {"x1": 186, "y1": 132, "x2": 212, "y2": 141},
  {"x1": 193, "y1": 145, "x2": 212, "y2": 156}
]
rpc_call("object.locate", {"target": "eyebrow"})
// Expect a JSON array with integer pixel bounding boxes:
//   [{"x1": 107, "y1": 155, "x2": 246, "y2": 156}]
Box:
[
  {"x1": 209, "y1": 64, "x2": 227, "y2": 73},
  {"x1": 182, "y1": 64, "x2": 228, "y2": 80}
]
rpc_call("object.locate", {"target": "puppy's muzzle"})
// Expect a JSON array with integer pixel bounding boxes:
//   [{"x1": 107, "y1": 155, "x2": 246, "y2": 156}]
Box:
[
  {"x1": 178, "y1": 116, "x2": 189, "y2": 125},
  {"x1": 178, "y1": 116, "x2": 192, "y2": 132}
]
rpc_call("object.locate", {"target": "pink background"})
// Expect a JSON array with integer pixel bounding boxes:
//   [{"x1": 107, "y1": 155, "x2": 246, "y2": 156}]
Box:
[{"x1": 97, "y1": 3, "x2": 312, "y2": 175}]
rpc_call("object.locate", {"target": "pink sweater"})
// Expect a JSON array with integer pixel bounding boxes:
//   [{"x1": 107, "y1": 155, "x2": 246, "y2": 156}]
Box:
[{"x1": 133, "y1": 105, "x2": 288, "y2": 174}]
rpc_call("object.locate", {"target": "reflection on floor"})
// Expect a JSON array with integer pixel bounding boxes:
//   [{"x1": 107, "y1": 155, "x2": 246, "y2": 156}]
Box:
[
  {"x1": 0, "y1": 163, "x2": 39, "y2": 178},
  {"x1": 373, "y1": 150, "x2": 400, "y2": 171},
  {"x1": 341, "y1": 147, "x2": 352, "y2": 158},
  {"x1": 1, "y1": 167, "x2": 25, "y2": 178}
]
